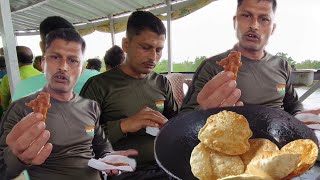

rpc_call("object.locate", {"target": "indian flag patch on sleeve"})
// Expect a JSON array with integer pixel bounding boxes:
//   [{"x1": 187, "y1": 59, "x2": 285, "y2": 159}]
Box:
[
  {"x1": 85, "y1": 126, "x2": 95, "y2": 136},
  {"x1": 276, "y1": 84, "x2": 286, "y2": 95},
  {"x1": 155, "y1": 100, "x2": 164, "y2": 111}
]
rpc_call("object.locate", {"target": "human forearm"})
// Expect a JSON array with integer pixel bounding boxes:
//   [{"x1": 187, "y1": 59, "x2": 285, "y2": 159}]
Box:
[
  {"x1": 284, "y1": 84, "x2": 304, "y2": 115},
  {"x1": 93, "y1": 123, "x2": 113, "y2": 158},
  {"x1": 107, "y1": 120, "x2": 127, "y2": 144}
]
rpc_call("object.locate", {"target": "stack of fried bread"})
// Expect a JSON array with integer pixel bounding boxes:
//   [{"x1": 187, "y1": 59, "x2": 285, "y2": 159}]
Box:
[{"x1": 190, "y1": 111, "x2": 319, "y2": 180}]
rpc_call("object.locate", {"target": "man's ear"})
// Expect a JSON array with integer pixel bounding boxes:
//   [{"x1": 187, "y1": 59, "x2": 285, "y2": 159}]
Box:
[
  {"x1": 41, "y1": 57, "x2": 46, "y2": 72},
  {"x1": 233, "y1": 15, "x2": 237, "y2": 29},
  {"x1": 271, "y1": 23, "x2": 277, "y2": 35},
  {"x1": 122, "y1": 37, "x2": 128, "y2": 53},
  {"x1": 39, "y1": 41, "x2": 45, "y2": 54},
  {"x1": 40, "y1": 57, "x2": 44, "y2": 71}
]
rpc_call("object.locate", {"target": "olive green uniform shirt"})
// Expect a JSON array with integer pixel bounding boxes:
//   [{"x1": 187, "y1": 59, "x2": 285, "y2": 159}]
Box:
[
  {"x1": 0, "y1": 91, "x2": 112, "y2": 180},
  {"x1": 181, "y1": 49, "x2": 303, "y2": 115},
  {"x1": 80, "y1": 67, "x2": 178, "y2": 167}
]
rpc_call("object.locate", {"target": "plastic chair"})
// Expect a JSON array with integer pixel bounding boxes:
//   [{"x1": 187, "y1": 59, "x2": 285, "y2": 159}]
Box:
[{"x1": 166, "y1": 73, "x2": 190, "y2": 109}]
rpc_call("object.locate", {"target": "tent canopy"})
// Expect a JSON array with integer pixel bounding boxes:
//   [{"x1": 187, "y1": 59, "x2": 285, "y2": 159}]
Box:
[
  {"x1": 1, "y1": 0, "x2": 215, "y2": 94},
  {"x1": 9, "y1": 0, "x2": 214, "y2": 36}
]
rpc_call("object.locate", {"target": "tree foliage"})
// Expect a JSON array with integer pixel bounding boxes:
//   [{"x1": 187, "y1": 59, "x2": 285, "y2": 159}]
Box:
[
  {"x1": 275, "y1": 52, "x2": 296, "y2": 65},
  {"x1": 154, "y1": 56, "x2": 206, "y2": 73},
  {"x1": 295, "y1": 60, "x2": 320, "y2": 69},
  {"x1": 154, "y1": 53, "x2": 319, "y2": 73},
  {"x1": 275, "y1": 52, "x2": 320, "y2": 70}
]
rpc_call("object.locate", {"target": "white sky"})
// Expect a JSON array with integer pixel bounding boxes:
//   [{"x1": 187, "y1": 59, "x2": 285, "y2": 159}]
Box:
[{"x1": 3, "y1": 0, "x2": 320, "y2": 63}]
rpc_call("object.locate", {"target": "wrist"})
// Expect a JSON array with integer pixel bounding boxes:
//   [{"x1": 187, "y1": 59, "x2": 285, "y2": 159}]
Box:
[
  {"x1": 120, "y1": 118, "x2": 128, "y2": 134},
  {"x1": 17, "y1": 158, "x2": 32, "y2": 167}
]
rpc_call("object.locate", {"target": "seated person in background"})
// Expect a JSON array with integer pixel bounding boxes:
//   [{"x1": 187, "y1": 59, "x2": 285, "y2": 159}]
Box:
[
  {"x1": 86, "y1": 58, "x2": 102, "y2": 72},
  {"x1": 104, "y1": 45, "x2": 125, "y2": 71},
  {"x1": 33, "y1": 55, "x2": 43, "y2": 72},
  {"x1": 0, "y1": 56, "x2": 6, "y2": 116},
  {"x1": 0, "y1": 28, "x2": 137, "y2": 180},
  {"x1": 181, "y1": 0, "x2": 304, "y2": 115},
  {"x1": 0, "y1": 46, "x2": 42, "y2": 111},
  {"x1": 74, "y1": 58, "x2": 101, "y2": 93},
  {"x1": 80, "y1": 11, "x2": 178, "y2": 180},
  {"x1": 0, "y1": 56, "x2": 7, "y2": 80}
]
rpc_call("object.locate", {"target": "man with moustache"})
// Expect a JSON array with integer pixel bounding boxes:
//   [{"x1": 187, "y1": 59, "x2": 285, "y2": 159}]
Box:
[
  {"x1": 181, "y1": 0, "x2": 303, "y2": 115},
  {"x1": 80, "y1": 11, "x2": 178, "y2": 179},
  {"x1": 0, "y1": 29, "x2": 137, "y2": 180}
]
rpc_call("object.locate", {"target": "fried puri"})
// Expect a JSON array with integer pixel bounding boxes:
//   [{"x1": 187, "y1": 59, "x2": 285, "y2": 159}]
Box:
[
  {"x1": 281, "y1": 139, "x2": 319, "y2": 179},
  {"x1": 198, "y1": 111, "x2": 252, "y2": 155},
  {"x1": 190, "y1": 143, "x2": 244, "y2": 180},
  {"x1": 240, "y1": 138, "x2": 279, "y2": 167},
  {"x1": 217, "y1": 173, "x2": 273, "y2": 180},
  {"x1": 246, "y1": 150, "x2": 301, "y2": 180}
]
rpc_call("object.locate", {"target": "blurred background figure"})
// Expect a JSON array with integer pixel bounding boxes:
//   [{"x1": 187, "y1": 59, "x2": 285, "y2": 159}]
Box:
[
  {"x1": 73, "y1": 58, "x2": 102, "y2": 94},
  {"x1": 86, "y1": 58, "x2": 102, "y2": 72},
  {"x1": 0, "y1": 56, "x2": 7, "y2": 81},
  {"x1": 0, "y1": 46, "x2": 42, "y2": 111},
  {"x1": 33, "y1": 55, "x2": 43, "y2": 72},
  {"x1": 0, "y1": 56, "x2": 6, "y2": 116},
  {"x1": 104, "y1": 45, "x2": 125, "y2": 71}
]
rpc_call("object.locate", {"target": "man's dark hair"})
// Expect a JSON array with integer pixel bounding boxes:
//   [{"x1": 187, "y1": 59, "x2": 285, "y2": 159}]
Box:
[
  {"x1": 39, "y1": 16, "x2": 74, "y2": 42},
  {"x1": 45, "y1": 28, "x2": 86, "y2": 54},
  {"x1": 0, "y1": 56, "x2": 5, "y2": 69},
  {"x1": 104, "y1": 45, "x2": 125, "y2": 69},
  {"x1": 237, "y1": 0, "x2": 277, "y2": 12},
  {"x1": 16, "y1": 46, "x2": 34, "y2": 64},
  {"x1": 34, "y1": 55, "x2": 42, "y2": 63},
  {"x1": 126, "y1": 11, "x2": 166, "y2": 39},
  {"x1": 86, "y1": 58, "x2": 102, "y2": 71}
]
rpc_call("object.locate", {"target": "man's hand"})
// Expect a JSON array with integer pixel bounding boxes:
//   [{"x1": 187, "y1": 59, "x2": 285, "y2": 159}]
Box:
[
  {"x1": 104, "y1": 149, "x2": 138, "y2": 176},
  {"x1": 120, "y1": 107, "x2": 168, "y2": 134},
  {"x1": 197, "y1": 71, "x2": 243, "y2": 110},
  {"x1": 6, "y1": 113, "x2": 53, "y2": 165}
]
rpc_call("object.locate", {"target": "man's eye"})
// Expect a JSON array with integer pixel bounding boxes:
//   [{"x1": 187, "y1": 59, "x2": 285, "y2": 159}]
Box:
[
  {"x1": 69, "y1": 59, "x2": 79, "y2": 64},
  {"x1": 241, "y1": 14, "x2": 250, "y2": 18},
  {"x1": 156, "y1": 48, "x2": 162, "y2": 55},
  {"x1": 49, "y1": 55, "x2": 59, "y2": 60}
]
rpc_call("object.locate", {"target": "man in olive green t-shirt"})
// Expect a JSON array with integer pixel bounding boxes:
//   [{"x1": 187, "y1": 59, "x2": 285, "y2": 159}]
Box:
[
  {"x1": 181, "y1": 0, "x2": 303, "y2": 115},
  {"x1": 81, "y1": 11, "x2": 178, "y2": 180}
]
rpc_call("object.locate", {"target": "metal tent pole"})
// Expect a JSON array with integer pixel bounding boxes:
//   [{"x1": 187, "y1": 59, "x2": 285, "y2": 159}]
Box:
[
  {"x1": 0, "y1": 0, "x2": 21, "y2": 95},
  {"x1": 109, "y1": 14, "x2": 115, "y2": 46},
  {"x1": 166, "y1": 0, "x2": 173, "y2": 74}
]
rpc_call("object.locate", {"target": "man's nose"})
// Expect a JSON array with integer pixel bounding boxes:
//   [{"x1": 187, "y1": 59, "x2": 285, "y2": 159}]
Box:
[
  {"x1": 250, "y1": 18, "x2": 259, "y2": 31},
  {"x1": 148, "y1": 49, "x2": 157, "y2": 61},
  {"x1": 58, "y1": 59, "x2": 68, "y2": 71}
]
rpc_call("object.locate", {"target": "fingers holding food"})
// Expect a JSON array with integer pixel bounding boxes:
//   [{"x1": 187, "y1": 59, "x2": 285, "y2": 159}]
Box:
[
  {"x1": 6, "y1": 113, "x2": 43, "y2": 148},
  {"x1": 198, "y1": 72, "x2": 241, "y2": 109}
]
